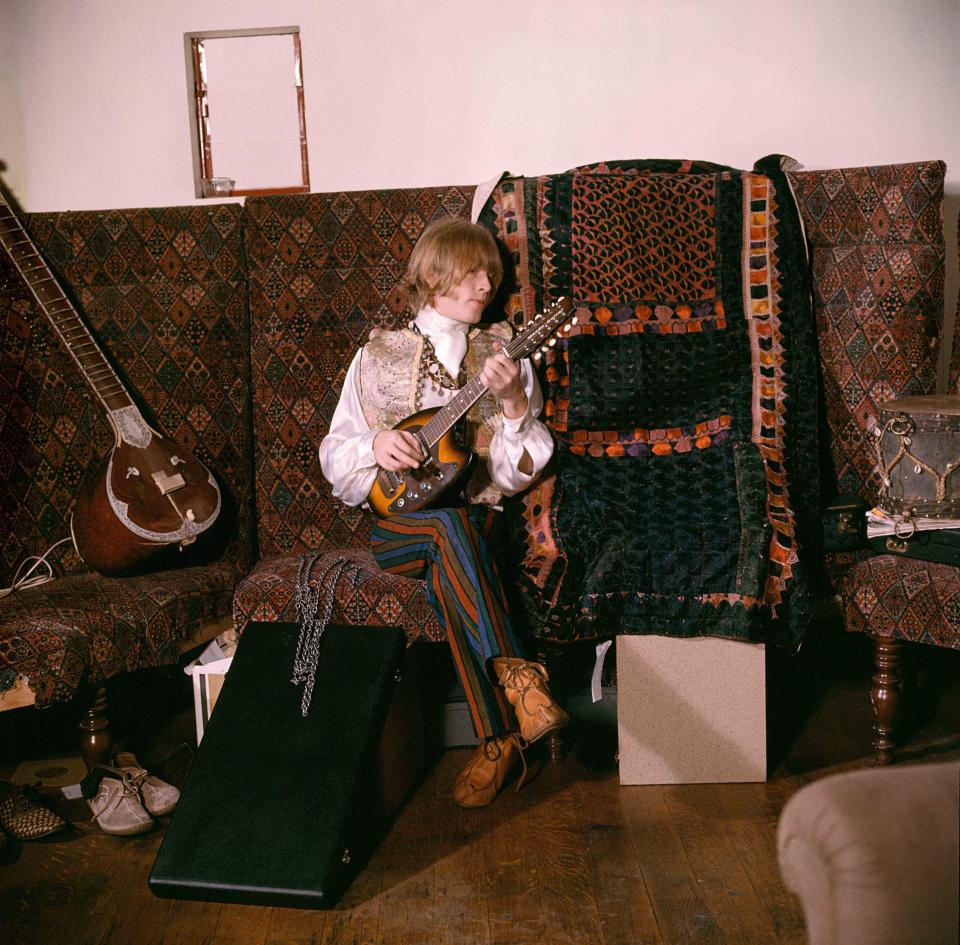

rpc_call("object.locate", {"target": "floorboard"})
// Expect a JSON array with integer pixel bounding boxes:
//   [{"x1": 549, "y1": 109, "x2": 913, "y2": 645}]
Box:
[{"x1": 1, "y1": 627, "x2": 958, "y2": 945}]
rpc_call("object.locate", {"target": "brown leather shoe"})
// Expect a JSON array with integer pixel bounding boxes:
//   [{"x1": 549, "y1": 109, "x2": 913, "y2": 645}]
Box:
[
  {"x1": 492, "y1": 657, "x2": 570, "y2": 744},
  {"x1": 452, "y1": 734, "x2": 524, "y2": 808}
]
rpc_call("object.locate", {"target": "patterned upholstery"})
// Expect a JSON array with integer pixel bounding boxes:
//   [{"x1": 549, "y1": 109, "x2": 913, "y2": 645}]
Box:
[
  {"x1": 232, "y1": 548, "x2": 442, "y2": 643},
  {"x1": 842, "y1": 205, "x2": 960, "y2": 653},
  {"x1": 843, "y1": 555, "x2": 960, "y2": 649},
  {"x1": 232, "y1": 187, "x2": 474, "y2": 637},
  {"x1": 788, "y1": 161, "x2": 946, "y2": 503},
  {"x1": 0, "y1": 206, "x2": 253, "y2": 706},
  {"x1": 0, "y1": 563, "x2": 238, "y2": 705},
  {"x1": 789, "y1": 162, "x2": 946, "y2": 593}
]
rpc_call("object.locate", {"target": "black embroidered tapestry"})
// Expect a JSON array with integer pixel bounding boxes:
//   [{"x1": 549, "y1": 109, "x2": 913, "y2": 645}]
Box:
[{"x1": 481, "y1": 157, "x2": 819, "y2": 648}]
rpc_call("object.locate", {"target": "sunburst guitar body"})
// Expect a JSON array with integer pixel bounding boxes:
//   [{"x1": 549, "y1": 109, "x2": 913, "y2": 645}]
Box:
[{"x1": 368, "y1": 297, "x2": 575, "y2": 518}]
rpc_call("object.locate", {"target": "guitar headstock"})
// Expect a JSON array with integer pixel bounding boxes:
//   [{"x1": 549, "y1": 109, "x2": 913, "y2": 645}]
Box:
[{"x1": 506, "y1": 296, "x2": 577, "y2": 364}]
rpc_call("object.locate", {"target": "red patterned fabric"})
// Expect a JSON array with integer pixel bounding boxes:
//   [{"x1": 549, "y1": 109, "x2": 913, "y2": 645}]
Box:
[
  {"x1": 788, "y1": 162, "x2": 945, "y2": 504},
  {"x1": 0, "y1": 562, "x2": 239, "y2": 706},
  {"x1": 0, "y1": 205, "x2": 254, "y2": 705},
  {"x1": 232, "y1": 549, "x2": 442, "y2": 643},
  {"x1": 242, "y1": 187, "x2": 474, "y2": 559},
  {"x1": 236, "y1": 188, "x2": 475, "y2": 641},
  {"x1": 843, "y1": 207, "x2": 960, "y2": 649},
  {"x1": 843, "y1": 555, "x2": 960, "y2": 649}
]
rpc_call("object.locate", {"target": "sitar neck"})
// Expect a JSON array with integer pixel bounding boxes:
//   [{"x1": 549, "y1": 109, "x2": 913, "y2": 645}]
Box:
[{"x1": 0, "y1": 197, "x2": 134, "y2": 415}]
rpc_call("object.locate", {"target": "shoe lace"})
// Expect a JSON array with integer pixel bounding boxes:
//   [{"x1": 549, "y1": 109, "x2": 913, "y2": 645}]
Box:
[
  {"x1": 486, "y1": 733, "x2": 529, "y2": 793},
  {"x1": 498, "y1": 663, "x2": 549, "y2": 715},
  {"x1": 90, "y1": 769, "x2": 143, "y2": 820}
]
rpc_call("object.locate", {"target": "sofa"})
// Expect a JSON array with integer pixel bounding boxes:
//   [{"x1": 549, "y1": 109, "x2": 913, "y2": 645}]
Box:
[
  {"x1": 777, "y1": 760, "x2": 960, "y2": 945},
  {"x1": 0, "y1": 158, "x2": 949, "y2": 762}
]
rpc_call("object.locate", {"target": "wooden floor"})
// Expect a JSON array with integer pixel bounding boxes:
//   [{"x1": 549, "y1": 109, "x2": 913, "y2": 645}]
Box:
[{"x1": 2, "y1": 624, "x2": 959, "y2": 945}]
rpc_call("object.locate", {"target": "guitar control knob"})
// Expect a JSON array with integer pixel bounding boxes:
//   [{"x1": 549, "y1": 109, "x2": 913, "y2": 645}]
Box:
[
  {"x1": 436, "y1": 471, "x2": 444, "y2": 480},
  {"x1": 421, "y1": 482, "x2": 431, "y2": 492},
  {"x1": 397, "y1": 498, "x2": 405, "y2": 508}
]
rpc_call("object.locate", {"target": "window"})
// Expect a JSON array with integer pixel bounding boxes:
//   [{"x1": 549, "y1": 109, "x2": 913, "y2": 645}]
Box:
[{"x1": 185, "y1": 26, "x2": 310, "y2": 198}]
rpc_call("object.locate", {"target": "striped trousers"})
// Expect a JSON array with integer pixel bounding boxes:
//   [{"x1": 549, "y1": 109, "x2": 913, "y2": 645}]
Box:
[{"x1": 371, "y1": 506, "x2": 522, "y2": 739}]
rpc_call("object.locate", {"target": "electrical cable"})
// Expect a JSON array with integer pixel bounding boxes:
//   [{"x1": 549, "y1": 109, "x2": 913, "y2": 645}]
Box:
[{"x1": 0, "y1": 536, "x2": 74, "y2": 599}]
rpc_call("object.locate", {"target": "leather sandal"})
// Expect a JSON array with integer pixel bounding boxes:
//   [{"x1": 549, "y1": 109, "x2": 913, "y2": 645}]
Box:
[
  {"x1": 0, "y1": 781, "x2": 70, "y2": 841},
  {"x1": 491, "y1": 657, "x2": 570, "y2": 744},
  {"x1": 453, "y1": 733, "x2": 526, "y2": 808}
]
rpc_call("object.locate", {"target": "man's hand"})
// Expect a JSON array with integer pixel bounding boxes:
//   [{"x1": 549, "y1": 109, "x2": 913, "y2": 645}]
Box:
[
  {"x1": 482, "y1": 344, "x2": 527, "y2": 419},
  {"x1": 374, "y1": 429, "x2": 424, "y2": 471}
]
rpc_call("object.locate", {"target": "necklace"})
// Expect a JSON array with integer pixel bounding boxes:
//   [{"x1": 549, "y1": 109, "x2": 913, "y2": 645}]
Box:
[{"x1": 409, "y1": 321, "x2": 464, "y2": 409}]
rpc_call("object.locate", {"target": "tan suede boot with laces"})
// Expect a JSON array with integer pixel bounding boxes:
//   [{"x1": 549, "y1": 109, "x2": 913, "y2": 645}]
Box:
[
  {"x1": 491, "y1": 657, "x2": 569, "y2": 745},
  {"x1": 452, "y1": 733, "x2": 526, "y2": 808}
]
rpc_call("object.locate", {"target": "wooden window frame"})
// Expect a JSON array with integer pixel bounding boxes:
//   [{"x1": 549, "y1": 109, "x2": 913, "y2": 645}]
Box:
[{"x1": 185, "y1": 26, "x2": 310, "y2": 199}]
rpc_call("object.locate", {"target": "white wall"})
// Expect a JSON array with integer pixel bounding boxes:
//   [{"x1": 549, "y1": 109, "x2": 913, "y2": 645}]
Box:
[{"x1": 2, "y1": 0, "x2": 958, "y2": 365}]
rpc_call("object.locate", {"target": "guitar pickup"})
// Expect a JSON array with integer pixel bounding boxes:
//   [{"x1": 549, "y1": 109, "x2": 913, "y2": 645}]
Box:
[{"x1": 152, "y1": 470, "x2": 187, "y2": 494}]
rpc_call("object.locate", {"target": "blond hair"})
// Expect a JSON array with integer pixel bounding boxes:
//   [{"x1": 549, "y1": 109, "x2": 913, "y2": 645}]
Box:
[{"x1": 403, "y1": 218, "x2": 503, "y2": 313}]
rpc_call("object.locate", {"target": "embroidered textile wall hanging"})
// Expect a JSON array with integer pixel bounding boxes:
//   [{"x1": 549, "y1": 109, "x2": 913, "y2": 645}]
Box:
[{"x1": 481, "y1": 157, "x2": 819, "y2": 648}]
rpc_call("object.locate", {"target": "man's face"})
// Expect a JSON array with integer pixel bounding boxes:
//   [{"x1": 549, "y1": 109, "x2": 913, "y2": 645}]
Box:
[{"x1": 434, "y1": 268, "x2": 492, "y2": 324}]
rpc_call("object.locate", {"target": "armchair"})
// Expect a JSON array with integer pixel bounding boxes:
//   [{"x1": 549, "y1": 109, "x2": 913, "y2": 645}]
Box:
[
  {"x1": 841, "y1": 209, "x2": 960, "y2": 764},
  {"x1": 777, "y1": 760, "x2": 960, "y2": 945}
]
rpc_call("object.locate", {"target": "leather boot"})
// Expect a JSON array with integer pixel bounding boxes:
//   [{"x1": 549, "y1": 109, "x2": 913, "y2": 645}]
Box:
[
  {"x1": 492, "y1": 657, "x2": 569, "y2": 745},
  {"x1": 452, "y1": 734, "x2": 524, "y2": 808}
]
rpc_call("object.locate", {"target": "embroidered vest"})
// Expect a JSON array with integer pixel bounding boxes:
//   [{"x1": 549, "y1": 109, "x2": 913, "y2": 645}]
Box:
[{"x1": 359, "y1": 322, "x2": 513, "y2": 506}]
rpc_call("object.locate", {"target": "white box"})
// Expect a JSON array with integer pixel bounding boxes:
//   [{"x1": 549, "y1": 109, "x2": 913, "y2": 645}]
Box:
[
  {"x1": 184, "y1": 655, "x2": 233, "y2": 744},
  {"x1": 616, "y1": 635, "x2": 766, "y2": 784}
]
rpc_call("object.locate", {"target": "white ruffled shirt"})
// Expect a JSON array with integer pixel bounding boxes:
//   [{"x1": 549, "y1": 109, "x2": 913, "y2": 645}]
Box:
[{"x1": 319, "y1": 306, "x2": 554, "y2": 508}]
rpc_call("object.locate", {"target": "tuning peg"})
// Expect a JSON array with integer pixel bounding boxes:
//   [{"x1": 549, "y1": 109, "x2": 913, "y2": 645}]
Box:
[
  {"x1": 571, "y1": 314, "x2": 578, "y2": 324},
  {"x1": 532, "y1": 351, "x2": 542, "y2": 363},
  {"x1": 548, "y1": 338, "x2": 556, "y2": 346}
]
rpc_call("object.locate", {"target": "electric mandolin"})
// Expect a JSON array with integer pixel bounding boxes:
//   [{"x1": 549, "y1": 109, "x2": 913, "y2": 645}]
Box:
[
  {"x1": 368, "y1": 297, "x2": 575, "y2": 517},
  {"x1": 0, "y1": 178, "x2": 221, "y2": 577}
]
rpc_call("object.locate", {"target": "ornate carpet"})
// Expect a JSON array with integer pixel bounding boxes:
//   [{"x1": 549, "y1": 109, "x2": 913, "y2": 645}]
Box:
[{"x1": 481, "y1": 157, "x2": 819, "y2": 647}]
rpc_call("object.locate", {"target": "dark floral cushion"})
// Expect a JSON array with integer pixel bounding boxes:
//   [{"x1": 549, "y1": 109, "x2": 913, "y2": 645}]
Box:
[
  {"x1": 0, "y1": 562, "x2": 240, "y2": 707},
  {"x1": 842, "y1": 554, "x2": 960, "y2": 649},
  {"x1": 232, "y1": 548, "x2": 442, "y2": 643}
]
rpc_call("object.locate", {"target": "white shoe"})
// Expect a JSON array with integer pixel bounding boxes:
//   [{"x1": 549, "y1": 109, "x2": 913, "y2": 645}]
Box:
[
  {"x1": 113, "y1": 752, "x2": 180, "y2": 817},
  {"x1": 82, "y1": 767, "x2": 153, "y2": 836}
]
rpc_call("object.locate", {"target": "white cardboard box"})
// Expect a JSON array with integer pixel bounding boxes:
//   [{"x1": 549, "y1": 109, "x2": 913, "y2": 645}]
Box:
[
  {"x1": 184, "y1": 654, "x2": 233, "y2": 744},
  {"x1": 616, "y1": 635, "x2": 766, "y2": 784}
]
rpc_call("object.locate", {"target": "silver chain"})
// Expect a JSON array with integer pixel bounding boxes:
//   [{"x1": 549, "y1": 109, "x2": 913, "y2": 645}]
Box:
[{"x1": 291, "y1": 553, "x2": 360, "y2": 717}]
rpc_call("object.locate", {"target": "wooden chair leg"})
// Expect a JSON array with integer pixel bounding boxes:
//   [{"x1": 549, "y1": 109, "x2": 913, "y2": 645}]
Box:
[
  {"x1": 870, "y1": 636, "x2": 902, "y2": 766},
  {"x1": 79, "y1": 685, "x2": 112, "y2": 770},
  {"x1": 537, "y1": 643, "x2": 568, "y2": 763}
]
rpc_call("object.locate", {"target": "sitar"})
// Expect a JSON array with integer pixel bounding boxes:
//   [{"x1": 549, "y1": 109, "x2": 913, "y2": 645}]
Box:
[
  {"x1": 368, "y1": 296, "x2": 575, "y2": 517},
  {"x1": 0, "y1": 178, "x2": 221, "y2": 577}
]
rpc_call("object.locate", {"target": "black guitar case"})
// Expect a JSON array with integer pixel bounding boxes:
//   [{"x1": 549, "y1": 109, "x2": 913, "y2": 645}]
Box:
[{"x1": 149, "y1": 621, "x2": 406, "y2": 909}]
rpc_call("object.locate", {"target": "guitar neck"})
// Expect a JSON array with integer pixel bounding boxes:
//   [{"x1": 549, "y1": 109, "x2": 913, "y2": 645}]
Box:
[
  {"x1": 418, "y1": 299, "x2": 573, "y2": 448},
  {"x1": 419, "y1": 376, "x2": 488, "y2": 447},
  {"x1": 0, "y1": 198, "x2": 134, "y2": 413}
]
